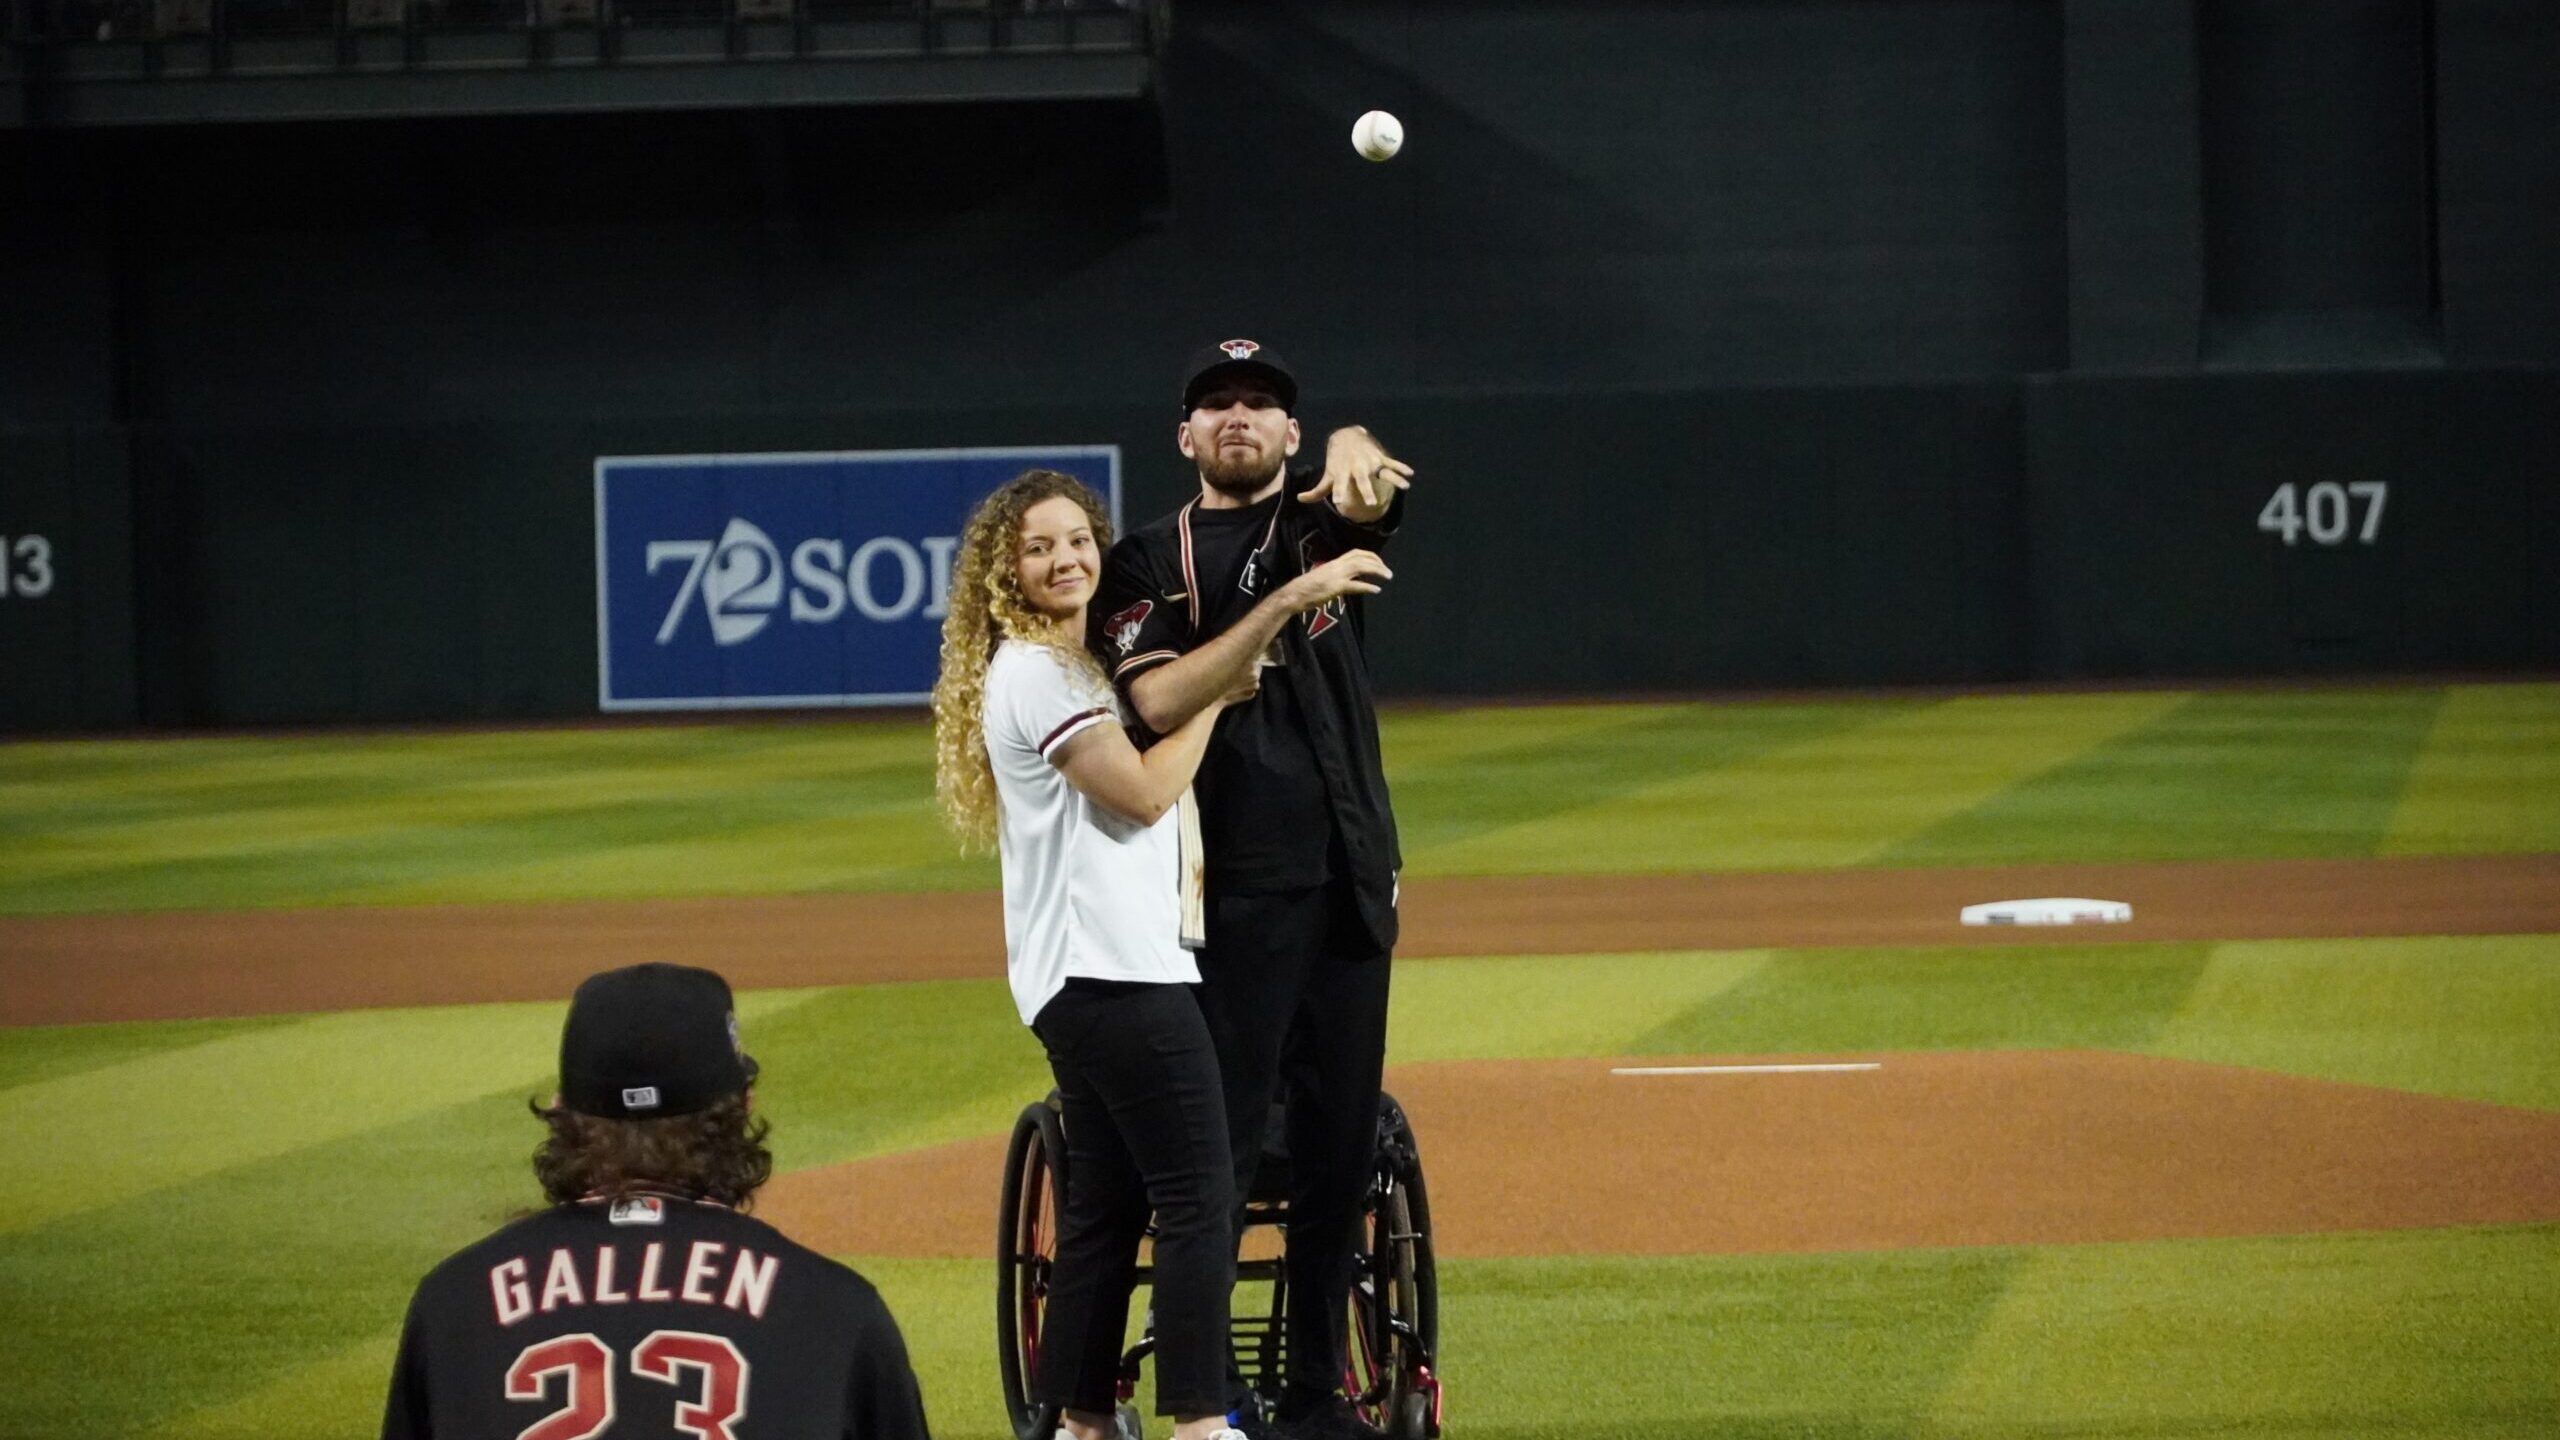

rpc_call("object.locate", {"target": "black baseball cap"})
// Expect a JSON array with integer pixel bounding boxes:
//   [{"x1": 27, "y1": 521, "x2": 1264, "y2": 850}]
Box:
[
  {"x1": 558, "y1": 963, "x2": 760, "y2": 1120},
  {"x1": 1181, "y1": 339, "x2": 1297, "y2": 414}
]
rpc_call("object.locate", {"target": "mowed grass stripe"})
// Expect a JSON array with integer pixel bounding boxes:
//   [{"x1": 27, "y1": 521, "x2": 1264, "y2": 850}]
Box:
[
  {"x1": 1630, "y1": 942, "x2": 2213, "y2": 1056},
  {"x1": 1918, "y1": 1226, "x2": 2560, "y2": 1440},
  {"x1": 142, "y1": 1335, "x2": 406, "y2": 1440},
  {"x1": 0, "y1": 764, "x2": 950, "y2": 915},
  {"x1": 1437, "y1": 1250, "x2": 2023, "y2": 1440},
  {"x1": 2384, "y1": 683, "x2": 2560, "y2": 856},
  {"x1": 0, "y1": 1013, "x2": 301, "y2": 1094},
  {"x1": 1415, "y1": 692, "x2": 2182, "y2": 876},
  {"x1": 0, "y1": 721, "x2": 932, "y2": 806},
  {"x1": 0, "y1": 989, "x2": 820, "y2": 1232},
  {"x1": 1388, "y1": 950, "x2": 1775, "y2": 1063},
  {"x1": 0, "y1": 717, "x2": 931, "y2": 850},
  {"x1": 0, "y1": 1088, "x2": 535, "y2": 1439},
  {"x1": 0, "y1": 724, "x2": 917, "y2": 842},
  {"x1": 332, "y1": 800, "x2": 986, "y2": 907},
  {"x1": 1395, "y1": 701, "x2": 1892, "y2": 867},
  {"x1": 2151, "y1": 935, "x2": 2560, "y2": 1112},
  {"x1": 5, "y1": 734, "x2": 922, "y2": 853},
  {"x1": 1380, "y1": 700, "x2": 1699, "y2": 770},
  {"x1": 1884, "y1": 688, "x2": 2442, "y2": 867},
  {"x1": 11, "y1": 686, "x2": 2556, "y2": 920},
  {"x1": 748, "y1": 979, "x2": 1057, "y2": 1171}
]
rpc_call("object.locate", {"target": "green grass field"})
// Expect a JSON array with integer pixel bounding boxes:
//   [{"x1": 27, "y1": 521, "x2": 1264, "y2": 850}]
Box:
[{"x1": 3, "y1": 682, "x2": 2557, "y2": 1439}]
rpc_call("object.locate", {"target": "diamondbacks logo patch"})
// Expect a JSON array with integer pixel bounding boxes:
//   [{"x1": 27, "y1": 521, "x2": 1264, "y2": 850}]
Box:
[
  {"x1": 608, "y1": 1197, "x2": 667, "y2": 1226},
  {"x1": 1105, "y1": 600, "x2": 1153, "y2": 656},
  {"x1": 1298, "y1": 534, "x2": 1343, "y2": 638},
  {"x1": 1219, "y1": 339, "x2": 1261, "y2": 360}
]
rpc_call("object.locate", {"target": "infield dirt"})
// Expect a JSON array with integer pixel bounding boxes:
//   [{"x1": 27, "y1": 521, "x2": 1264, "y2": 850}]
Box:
[
  {"x1": 4, "y1": 853, "x2": 2554, "y2": 1026},
  {"x1": 755, "y1": 1048, "x2": 2560, "y2": 1257}
]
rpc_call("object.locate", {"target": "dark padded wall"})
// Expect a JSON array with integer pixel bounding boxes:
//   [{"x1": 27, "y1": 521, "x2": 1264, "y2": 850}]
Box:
[
  {"x1": 2435, "y1": 0, "x2": 2560, "y2": 365},
  {"x1": 1, "y1": 0, "x2": 2554, "y2": 730},
  {"x1": 2062, "y1": 0, "x2": 2204, "y2": 369},
  {"x1": 1180, "y1": 0, "x2": 2069, "y2": 392},
  {"x1": 13, "y1": 0, "x2": 2067, "y2": 433},
  {"x1": 2200, "y1": 1, "x2": 2435, "y2": 317},
  {"x1": 2023, "y1": 372, "x2": 2560, "y2": 678},
  {"x1": 0, "y1": 429, "x2": 136, "y2": 729}
]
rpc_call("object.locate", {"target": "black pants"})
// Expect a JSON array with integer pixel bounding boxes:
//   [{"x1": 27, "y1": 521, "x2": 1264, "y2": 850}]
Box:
[
  {"x1": 1031, "y1": 978, "x2": 1236, "y2": 1418},
  {"x1": 1194, "y1": 879, "x2": 1393, "y2": 1411}
]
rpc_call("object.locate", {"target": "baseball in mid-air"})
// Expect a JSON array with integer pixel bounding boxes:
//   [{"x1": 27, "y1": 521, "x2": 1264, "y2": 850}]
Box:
[{"x1": 1351, "y1": 110, "x2": 1404, "y2": 162}]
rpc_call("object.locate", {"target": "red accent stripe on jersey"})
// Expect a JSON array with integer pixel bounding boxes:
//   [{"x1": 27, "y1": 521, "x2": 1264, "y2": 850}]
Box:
[
  {"x1": 1114, "y1": 649, "x2": 1180, "y2": 680},
  {"x1": 1176, "y1": 498, "x2": 1200, "y2": 634},
  {"x1": 1039, "y1": 708, "x2": 1111, "y2": 757},
  {"x1": 1253, "y1": 502, "x2": 1282, "y2": 562}
]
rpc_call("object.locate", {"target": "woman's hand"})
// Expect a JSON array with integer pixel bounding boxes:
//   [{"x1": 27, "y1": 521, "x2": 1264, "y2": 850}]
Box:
[
  {"x1": 1278, "y1": 549, "x2": 1393, "y2": 613},
  {"x1": 1222, "y1": 664, "x2": 1265, "y2": 707}
]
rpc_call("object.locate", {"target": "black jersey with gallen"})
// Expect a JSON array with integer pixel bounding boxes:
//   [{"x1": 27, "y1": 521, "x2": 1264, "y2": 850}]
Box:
[
  {"x1": 1089, "y1": 481, "x2": 1402, "y2": 929},
  {"x1": 381, "y1": 1196, "x2": 929, "y2": 1440}
]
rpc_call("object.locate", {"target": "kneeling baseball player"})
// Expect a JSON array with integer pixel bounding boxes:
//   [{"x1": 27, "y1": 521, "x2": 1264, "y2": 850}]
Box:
[{"x1": 381, "y1": 962, "x2": 931, "y2": 1440}]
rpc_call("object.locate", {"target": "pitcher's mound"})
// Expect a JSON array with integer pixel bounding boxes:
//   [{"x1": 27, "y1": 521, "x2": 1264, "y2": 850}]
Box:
[{"x1": 756, "y1": 1050, "x2": 2560, "y2": 1258}]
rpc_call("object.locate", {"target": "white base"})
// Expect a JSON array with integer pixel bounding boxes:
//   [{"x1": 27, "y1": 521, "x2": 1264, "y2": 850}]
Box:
[{"x1": 1960, "y1": 896, "x2": 2133, "y2": 926}]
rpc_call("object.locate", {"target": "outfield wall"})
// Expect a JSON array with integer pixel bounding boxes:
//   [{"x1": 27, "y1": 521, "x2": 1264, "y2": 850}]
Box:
[{"x1": 3, "y1": 370, "x2": 2552, "y2": 729}]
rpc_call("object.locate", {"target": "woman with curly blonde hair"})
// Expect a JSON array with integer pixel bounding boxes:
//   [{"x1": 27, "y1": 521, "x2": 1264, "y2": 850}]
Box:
[{"x1": 931, "y1": 468, "x2": 1252, "y2": 1440}]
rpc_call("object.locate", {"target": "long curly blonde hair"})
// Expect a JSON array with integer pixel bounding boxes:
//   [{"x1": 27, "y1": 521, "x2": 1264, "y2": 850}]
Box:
[{"x1": 931, "y1": 470, "x2": 1117, "y2": 853}]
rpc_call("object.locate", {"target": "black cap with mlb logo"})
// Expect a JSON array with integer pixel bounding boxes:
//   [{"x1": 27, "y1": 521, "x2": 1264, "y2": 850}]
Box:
[
  {"x1": 1181, "y1": 338, "x2": 1297, "y2": 415},
  {"x1": 559, "y1": 963, "x2": 760, "y2": 1120}
]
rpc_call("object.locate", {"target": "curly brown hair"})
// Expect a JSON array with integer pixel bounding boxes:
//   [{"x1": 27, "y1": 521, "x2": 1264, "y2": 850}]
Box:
[
  {"x1": 530, "y1": 1093, "x2": 773, "y2": 1209},
  {"x1": 930, "y1": 469, "x2": 1117, "y2": 853}
]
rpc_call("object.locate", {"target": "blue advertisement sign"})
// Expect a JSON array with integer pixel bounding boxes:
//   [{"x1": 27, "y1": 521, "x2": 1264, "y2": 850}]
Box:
[{"x1": 595, "y1": 446, "x2": 1121, "y2": 711}]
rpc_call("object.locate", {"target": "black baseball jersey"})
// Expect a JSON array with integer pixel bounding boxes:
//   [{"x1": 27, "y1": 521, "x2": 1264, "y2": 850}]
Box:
[
  {"x1": 1089, "y1": 480, "x2": 1403, "y2": 944},
  {"x1": 382, "y1": 1194, "x2": 929, "y2": 1440}
]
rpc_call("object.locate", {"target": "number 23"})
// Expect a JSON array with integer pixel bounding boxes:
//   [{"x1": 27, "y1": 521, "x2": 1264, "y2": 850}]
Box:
[{"x1": 509, "y1": 1331, "x2": 750, "y2": 1440}]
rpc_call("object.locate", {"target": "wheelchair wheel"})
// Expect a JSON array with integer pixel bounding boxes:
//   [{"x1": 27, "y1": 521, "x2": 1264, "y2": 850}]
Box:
[
  {"x1": 1344, "y1": 1095, "x2": 1441, "y2": 1440},
  {"x1": 997, "y1": 1096, "x2": 1070, "y2": 1440}
]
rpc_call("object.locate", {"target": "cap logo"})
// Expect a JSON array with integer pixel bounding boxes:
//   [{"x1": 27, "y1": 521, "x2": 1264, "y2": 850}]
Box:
[
  {"x1": 1219, "y1": 339, "x2": 1261, "y2": 360},
  {"x1": 727, "y1": 1011, "x2": 743, "y2": 1058},
  {"x1": 622, "y1": 1086, "x2": 662, "y2": 1110}
]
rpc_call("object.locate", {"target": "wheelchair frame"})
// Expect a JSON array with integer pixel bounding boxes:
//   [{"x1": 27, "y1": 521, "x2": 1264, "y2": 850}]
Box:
[{"x1": 996, "y1": 1091, "x2": 1443, "y2": 1440}]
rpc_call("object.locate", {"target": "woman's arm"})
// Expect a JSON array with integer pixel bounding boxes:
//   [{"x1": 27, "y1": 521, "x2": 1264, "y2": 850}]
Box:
[
  {"x1": 1052, "y1": 672, "x2": 1250, "y2": 826},
  {"x1": 1125, "y1": 547, "x2": 1391, "y2": 735}
]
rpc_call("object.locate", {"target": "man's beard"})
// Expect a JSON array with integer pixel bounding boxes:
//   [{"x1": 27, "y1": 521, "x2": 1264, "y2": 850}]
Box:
[{"x1": 1198, "y1": 447, "x2": 1285, "y2": 498}]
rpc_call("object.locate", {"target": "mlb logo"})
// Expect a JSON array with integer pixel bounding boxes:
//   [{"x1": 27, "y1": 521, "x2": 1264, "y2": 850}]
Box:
[
  {"x1": 622, "y1": 1086, "x2": 662, "y2": 1110},
  {"x1": 609, "y1": 1197, "x2": 667, "y2": 1226}
]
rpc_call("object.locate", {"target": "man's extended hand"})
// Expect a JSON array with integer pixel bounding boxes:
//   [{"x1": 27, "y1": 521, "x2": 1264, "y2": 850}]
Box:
[{"x1": 1301, "y1": 425, "x2": 1414, "y2": 522}]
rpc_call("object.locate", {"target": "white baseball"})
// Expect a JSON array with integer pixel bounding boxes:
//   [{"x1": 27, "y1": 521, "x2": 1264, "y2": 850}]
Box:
[{"x1": 1351, "y1": 110, "x2": 1404, "y2": 162}]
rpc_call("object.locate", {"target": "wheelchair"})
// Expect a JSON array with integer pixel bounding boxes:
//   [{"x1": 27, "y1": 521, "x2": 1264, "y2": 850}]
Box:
[{"x1": 996, "y1": 1090, "x2": 1443, "y2": 1440}]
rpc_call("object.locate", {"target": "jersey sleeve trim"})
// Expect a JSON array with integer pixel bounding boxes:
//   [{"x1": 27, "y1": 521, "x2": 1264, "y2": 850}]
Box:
[
  {"x1": 1038, "y1": 708, "x2": 1112, "y2": 759},
  {"x1": 1113, "y1": 649, "x2": 1181, "y2": 681}
]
